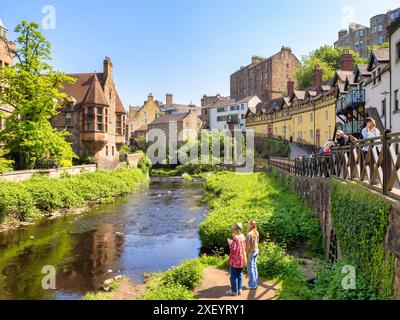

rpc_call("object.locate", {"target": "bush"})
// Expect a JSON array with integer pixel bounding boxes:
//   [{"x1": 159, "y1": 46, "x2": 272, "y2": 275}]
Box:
[
  {"x1": 0, "y1": 168, "x2": 149, "y2": 222},
  {"x1": 199, "y1": 172, "x2": 322, "y2": 253},
  {"x1": 260, "y1": 138, "x2": 291, "y2": 159},
  {"x1": 0, "y1": 182, "x2": 39, "y2": 222},
  {"x1": 330, "y1": 181, "x2": 394, "y2": 299},
  {"x1": 313, "y1": 260, "x2": 377, "y2": 300},
  {"x1": 137, "y1": 151, "x2": 151, "y2": 174},
  {"x1": 140, "y1": 283, "x2": 195, "y2": 300},
  {"x1": 162, "y1": 259, "x2": 204, "y2": 291}
]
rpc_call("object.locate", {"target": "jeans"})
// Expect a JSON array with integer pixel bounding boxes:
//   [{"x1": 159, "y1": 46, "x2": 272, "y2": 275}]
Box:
[
  {"x1": 230, "y1": 267, "x2": 243, "y2": 294},
  {"x1": 247, "y1": 250, "x2": 259, "y2": 289}
]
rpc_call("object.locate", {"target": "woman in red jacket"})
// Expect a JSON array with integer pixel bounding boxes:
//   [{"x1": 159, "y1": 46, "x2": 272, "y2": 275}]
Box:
[{"x1": 227, "y1": 223, "x2": 247, "y2": 296}]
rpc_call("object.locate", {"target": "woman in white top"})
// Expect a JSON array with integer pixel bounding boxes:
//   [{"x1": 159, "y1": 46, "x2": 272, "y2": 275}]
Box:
[{"x1": 361, "y1": 117, "x2": 381, "y2": 153}]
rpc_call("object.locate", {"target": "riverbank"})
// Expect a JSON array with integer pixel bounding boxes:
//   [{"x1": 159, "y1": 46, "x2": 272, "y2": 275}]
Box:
[
  {"x1": 84, "y1": 171, "x2": 323, "y2": 300},
  {"x1": 0, "y1": 167, "x2": 149, "y2": 232}
]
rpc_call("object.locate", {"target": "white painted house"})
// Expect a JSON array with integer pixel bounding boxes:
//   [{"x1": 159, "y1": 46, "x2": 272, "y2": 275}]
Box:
[
  {"x1": 205, "y1": 96, "x2": 261, "y2": 132},
  {"x1": 389, "y1": 19, "x2": 400, "y2": 135},
  {"x1": 364, "y1": 49, "x2": 390, "y2": 130}
]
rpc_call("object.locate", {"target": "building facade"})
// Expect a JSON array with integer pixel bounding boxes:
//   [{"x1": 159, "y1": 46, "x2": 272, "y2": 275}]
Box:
[
  {"x1": 334, "y1": 23, "x2": 370, "y2": 58},
  {"x1": 364, "y1": 49, "x2": 390, "y2": 129},
  {"x1": 147, "y1": 111, "x2": 201, "y2": 149},
  {"x1": 230, "y1": 47, "x2": 301, "y2": 103},
  {"x1": 205, "y1": 96, "x2": 261, "y2": 132},
  {"x1": 334, "y1": 7, "x2": 400, "y2": 58},
  {"x1": 52, "y1": 57, "x2": 126, "y2": 168},
  {"x1": 127, "y1": 93, "x2": 160, "y2": 141},
  {"x1": 246, "y1": 54, "x2": 357, "y2": 147},
  {"x1": 0, "y1": 18, "x2": 16, "y2": 131},
  {"x1": 389, "y1": 18, "x2": 400, "y2": 134}
]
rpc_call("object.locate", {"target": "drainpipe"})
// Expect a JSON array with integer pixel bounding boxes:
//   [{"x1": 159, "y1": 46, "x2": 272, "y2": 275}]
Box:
[{"x1": 389, "y1": 34, "x2": 393, "y2": 131}]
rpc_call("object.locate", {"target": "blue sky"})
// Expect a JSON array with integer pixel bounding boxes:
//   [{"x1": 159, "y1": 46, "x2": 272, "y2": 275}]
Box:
[{"x1": 1, "y1": 0, "x2": 400, "y2": 107}]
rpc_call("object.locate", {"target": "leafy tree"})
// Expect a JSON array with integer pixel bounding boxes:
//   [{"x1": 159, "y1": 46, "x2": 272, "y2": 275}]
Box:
[
  {"x1": 295, "y1": 45, "x2": 368, "y2": 89},
  {"x1": 0, "y1": 147, "x2": 13, "y2": 173},
  {"x1": 0, "y1": 21, "x2": 76, "y2": 170},
  {"x1": 370, "y1": 42, "x2": 389, "y2": 50}
]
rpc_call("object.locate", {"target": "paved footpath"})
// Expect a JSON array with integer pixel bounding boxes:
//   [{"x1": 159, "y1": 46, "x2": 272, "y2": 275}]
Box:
[{"x1": 194, "y1": 267, "x2": 279, "y2": 301}]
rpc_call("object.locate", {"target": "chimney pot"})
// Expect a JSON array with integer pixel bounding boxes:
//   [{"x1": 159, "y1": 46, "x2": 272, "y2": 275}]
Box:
[
  {"x1": 287, "y1": 80, "x2": 295, "y2": 97},
  {"x1": 313, "y1": 65, "x2": 323, "y2": 87},
  {"x1": 340, "y1": 51, "x2": 353, "y2": 72},
  {"x1": 166, "y1": 93, "x2": 173, "y2": 106}
]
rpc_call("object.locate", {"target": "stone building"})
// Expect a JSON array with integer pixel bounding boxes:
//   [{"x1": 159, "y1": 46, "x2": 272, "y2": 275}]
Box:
[
  {"x1": 246, "y1": 53, "x2": 361, "y2": 147},
  {"x1": 230, "y1": 46, "x2": 301, "y2": 103},
  {"x1": 0, "y1": 18, "x2": 16, "y2": 131},
  {"x1": 126, "y1": 93, "x2": 161, "y2": 143},
  {"x1": 334, "y1": 7, "x2": 400, "y2": 58},
  {"x1": 147, "y1": 111, "x2": 201, "y2": 149},
  {"x1": 334, "y1": 23, "x2": 370, "y2": 59},
  {"x1": 52, "y1": 57, "x2": 126, "y2": 168}
]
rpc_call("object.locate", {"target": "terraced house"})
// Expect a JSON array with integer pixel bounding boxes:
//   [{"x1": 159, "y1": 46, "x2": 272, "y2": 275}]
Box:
[
  {"x1": 246, "y1": 53, "x2": 358, "y2": 147},
  {"x1": 52, "y1": 57, "x2": 126, "y2": 168},
  {"x1": 0, "y1": 18, "x2": 15, "y2": 132}
]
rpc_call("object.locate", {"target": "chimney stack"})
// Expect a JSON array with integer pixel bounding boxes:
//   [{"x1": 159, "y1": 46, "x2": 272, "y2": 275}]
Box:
[
  {"x1": 340, "y1": 51, "x2": 353, "y2": 71},
  {"x1": 313, "y1": 65, "x2": 323, "y2": 87},
  {"x1": 166, "y1": 93, "x2": 173, "y2": 106},
  {"x1": 287, "y1": 80, "x2": 295, "y2": 97},
  {"x1": 103, "y1": 57, "x2": 113, "y2": 81},
  {"x1": 148, "y1": 93, "x2": 154, "y2": 102}
]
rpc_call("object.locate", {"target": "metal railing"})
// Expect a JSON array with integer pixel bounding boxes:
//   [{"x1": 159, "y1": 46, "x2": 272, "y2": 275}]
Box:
[
  {"x1": 269, "y1": 130, "x2": 400, "y2": 199},
  {"x1": 336, "y1": 89, "x2": 366, "y2": 113}
]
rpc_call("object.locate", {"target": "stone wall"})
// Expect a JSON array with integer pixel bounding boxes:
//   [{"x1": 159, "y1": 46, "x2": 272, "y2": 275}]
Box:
[
  {"x1": 0, "y1": 165, "x2": 97, "y2": 182},
  {"x1": 126, "y1": 153, "x2": 144, "y2": 168},
  {"x1": 268, "y1": 166, "x2": 400, "y2": 299}
]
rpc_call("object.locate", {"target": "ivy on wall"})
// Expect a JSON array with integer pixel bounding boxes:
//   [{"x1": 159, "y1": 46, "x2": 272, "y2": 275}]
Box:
[{"x1": 330, "y1": 181, "x2": 394, "y2": 299}]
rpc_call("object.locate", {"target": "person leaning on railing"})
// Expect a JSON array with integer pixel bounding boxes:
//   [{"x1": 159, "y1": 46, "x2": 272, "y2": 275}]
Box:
[{"x1": 334, "y1": 130, "x2": 350, "y2": 148}]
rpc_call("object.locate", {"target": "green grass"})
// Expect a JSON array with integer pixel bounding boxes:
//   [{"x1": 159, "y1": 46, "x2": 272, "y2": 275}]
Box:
[{"x1": 199, "y1": 172, "x2": 322, "y2": 253}]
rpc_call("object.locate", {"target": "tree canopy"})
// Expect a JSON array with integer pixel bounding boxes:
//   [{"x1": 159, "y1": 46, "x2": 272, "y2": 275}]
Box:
[
  {"x1": 295, "y1": 45, "x2": 368, "y2": 90},
  {"x1": 0, "y1": 21, "x2": 76, "y2": 170}
]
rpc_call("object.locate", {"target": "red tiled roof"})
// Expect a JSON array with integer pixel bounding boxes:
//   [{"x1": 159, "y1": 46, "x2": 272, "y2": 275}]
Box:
[{"x1": 62, "y1": 72, "x2": 126, "y2": 113}]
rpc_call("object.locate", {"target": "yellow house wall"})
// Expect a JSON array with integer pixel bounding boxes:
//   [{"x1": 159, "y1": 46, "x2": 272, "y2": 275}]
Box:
[{"x1": 248, "y1": 97, "x2": 336, "y2": 147}]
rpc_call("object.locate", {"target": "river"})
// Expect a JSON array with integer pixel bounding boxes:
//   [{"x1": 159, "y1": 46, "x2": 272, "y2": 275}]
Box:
[{"x1": 0, "y1": 177, "x2": 208, "y2": 300}]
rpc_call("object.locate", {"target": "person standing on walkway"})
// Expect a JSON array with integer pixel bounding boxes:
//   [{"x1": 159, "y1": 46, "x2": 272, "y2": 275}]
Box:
[
  {"x1": 246, "y1": 220, "x2": 260, "y2": 290},
  {"x1": 227, "y1": 223, "x2": 247, "y2": 296}
]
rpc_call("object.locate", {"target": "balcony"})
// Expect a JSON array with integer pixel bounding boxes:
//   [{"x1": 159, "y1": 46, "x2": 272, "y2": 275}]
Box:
[
  {"x1": 336, "y1": 90, "x2": 366, "y2": 114},
  {"x1": 337, "y1": 121, "x2": 364, "y2": 135},
  {"x1": 227, "y1": 115, "x2": 239, "y2": 124}
]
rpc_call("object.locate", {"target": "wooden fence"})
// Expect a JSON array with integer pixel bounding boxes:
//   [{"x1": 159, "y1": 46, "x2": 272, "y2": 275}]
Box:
[{"x1": 269, "y1": 130, "x2": 400, "y2": 200}]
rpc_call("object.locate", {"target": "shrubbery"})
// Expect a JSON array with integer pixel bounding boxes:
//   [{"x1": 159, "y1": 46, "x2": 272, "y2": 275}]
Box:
[
  {"x1": 0, "y1": 168, "x2": 149, "y2": 223},
  {"x1": 260, "y1": 138, "x2": 291, "y2": 159},
  {"x1": 162, "y1": 259, "x2": 204, "y2": 290},
  {"x1": 199, "y1": 172, "x2": 322, "y2": 253},
  {"x1": 140, "y1": 259, "x2": 205, "y2": 300},
  {"x1": 312, "y1": 260, "x2": 377, "y2": 300},
  {"x1": 330, "y1": 181, "x2": 394, "y2": 299}
]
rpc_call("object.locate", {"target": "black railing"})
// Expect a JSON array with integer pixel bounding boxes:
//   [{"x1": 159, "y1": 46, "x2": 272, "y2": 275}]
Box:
[{"x1": 269, "y1": 130, "x2": 400, "y2": 200}]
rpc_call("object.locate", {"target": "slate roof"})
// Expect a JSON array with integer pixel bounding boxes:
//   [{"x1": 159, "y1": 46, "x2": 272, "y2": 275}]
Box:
[{"x1": 149, "y1": 113, "x2": 190, "y2": 125}]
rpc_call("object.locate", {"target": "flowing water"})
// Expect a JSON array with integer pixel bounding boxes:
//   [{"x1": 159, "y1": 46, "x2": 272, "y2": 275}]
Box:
[{"x1": 0, "y1": 177, "x2": 208, "y2": 300}]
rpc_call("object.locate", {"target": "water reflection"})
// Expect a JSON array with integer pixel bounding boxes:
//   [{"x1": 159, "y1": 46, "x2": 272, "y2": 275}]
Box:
[{"x1": 0, "y1": 178, "x2": 207, "y2": 300}]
